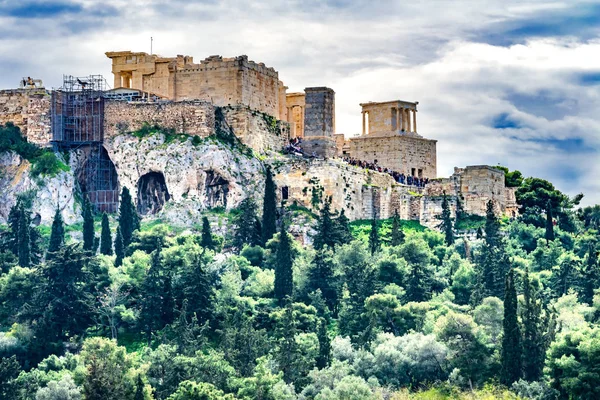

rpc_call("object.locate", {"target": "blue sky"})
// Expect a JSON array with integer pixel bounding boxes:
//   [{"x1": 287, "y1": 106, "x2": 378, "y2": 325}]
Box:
[{"x1": 0, "y1": 0, "x2": 599, "y2": 203}]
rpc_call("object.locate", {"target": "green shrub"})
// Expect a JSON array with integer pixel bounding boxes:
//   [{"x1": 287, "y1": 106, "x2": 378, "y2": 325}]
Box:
[{"x1": 30, "y1": 152, "x2": 69, "y2": 178}]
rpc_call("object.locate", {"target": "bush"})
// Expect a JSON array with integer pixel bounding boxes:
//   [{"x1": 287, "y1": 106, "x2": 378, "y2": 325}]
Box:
[{"x1": 30, "y1": 152, "x2": 69, "y2": 178}]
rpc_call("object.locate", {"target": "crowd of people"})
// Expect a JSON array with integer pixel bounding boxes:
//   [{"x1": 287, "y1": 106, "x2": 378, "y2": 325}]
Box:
[{"x1": 342, "y1": 157, "x2": 429, "y2": 187}]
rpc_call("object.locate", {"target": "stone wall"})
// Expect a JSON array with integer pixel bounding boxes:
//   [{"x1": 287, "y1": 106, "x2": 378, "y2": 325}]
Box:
[
  {"x1": 304, "y1": 87, "x2": 335, "y2": 138},
  {"x1": 220, "y1": 105, "x2": 290, "y2": 154},
  {"x1": 0, "y1": 89, "x2": 51, "y2": 146},
  {"x1": 106, "y1": 52, "x2": 284, "y2": 118},
  {"x1": 103, "y1": 100, "x2": 215, "y2": 139},
  {"x1": 348, "y1": 133, "x2": 437, "y2": 178}
]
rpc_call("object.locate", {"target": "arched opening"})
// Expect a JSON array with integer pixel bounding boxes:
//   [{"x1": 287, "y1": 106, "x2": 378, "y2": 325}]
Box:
[
  {"x1": 137, "y1": 172, "x2": 170, "y2": 215},
  {"x1": 204, "y1": 170, "x2": 229, "y2": 208},
  {"x1": 77, "y1": 145, "x2": 119, "y2": 213}
]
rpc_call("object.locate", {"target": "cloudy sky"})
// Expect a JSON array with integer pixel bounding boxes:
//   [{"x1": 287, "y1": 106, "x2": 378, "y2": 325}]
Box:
[{"x1": 1, "y1": 0, "x2": 599, "y2": 203}]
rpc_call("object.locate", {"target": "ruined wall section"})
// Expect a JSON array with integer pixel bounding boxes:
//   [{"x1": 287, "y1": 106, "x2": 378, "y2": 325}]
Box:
[
  {"x1": 302, "y1": 87, "x2": 336, "y2": 157},
  {"x1": 220, "y1": 106, "x2": 289, "y2": 154},
  {"x1": 349, "y1": 134, "x2": 437, "y2": 178},
  {"x1": 0, "y1": 89, "x2": 51, "y2": 146},
  {"x1": 103, "y1": 100, "x2": 215, "y2": 139}
]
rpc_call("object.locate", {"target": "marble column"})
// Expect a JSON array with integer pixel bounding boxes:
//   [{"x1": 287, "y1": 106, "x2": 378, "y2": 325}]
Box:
[
  {"x1": 362, "y1": 111, "x2": 366, "y2": 135},
  {"x1": 412, "y1": 109, "x2": 417, "y2": 133}
]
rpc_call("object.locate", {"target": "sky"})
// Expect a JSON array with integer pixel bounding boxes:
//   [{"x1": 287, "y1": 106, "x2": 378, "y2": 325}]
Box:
[{"x1": 1, "y1": 0, "x2": 599, "y2": 204}]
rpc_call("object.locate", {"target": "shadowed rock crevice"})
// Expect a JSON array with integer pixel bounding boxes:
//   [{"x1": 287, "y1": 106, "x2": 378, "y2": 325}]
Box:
[
  {"x1": 137, "y1": 171, "x2": 170, "y2": 215},
  {"x1": 204, "y1": 170, "x2": 229, "y2": 208}
]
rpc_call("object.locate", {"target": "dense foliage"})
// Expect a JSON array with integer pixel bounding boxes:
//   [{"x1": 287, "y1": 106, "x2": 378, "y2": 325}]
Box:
[{"x1": 1, "y1": 170, "x2": 599, "y2": 400}]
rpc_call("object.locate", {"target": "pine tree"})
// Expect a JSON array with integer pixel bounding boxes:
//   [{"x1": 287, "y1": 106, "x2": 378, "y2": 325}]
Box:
[
  {"x1": 521, "y1": 268, "x2": 545, "y2": 382},
  {"x1": 545, "y1": 199, "x2": 555, "y2": 242},
  {"x1": 368, "y1": 218, "x2": 380, "y2": 255},
  {"x1": 100, "y1": 213, "x2": 113, "y2": 256},
  {"x1": 47, "y1": 208, "x2": 65, "y2": 258},
  {"x1": 314, "y1": 197, "x2": 335, "y2": 250},
  {"x1": 390, "y1": 210, "x2": 405, "y2": 246},
  {"x1": 140, "y1": 243, "x2": 165, "y2": 342},
  {"x1": 17, "y1": 204, "x2": 30, "y2": 268},
  {"x1": 501, "y1": 268, "x2": 522, "y2": 385},
  {"x1": 261, "y1": 166, "x2": 277, "y2": 245},
  {"x1": 82, "y1": 197, "x2": 95, "y2": 251},
  {"x1": 182, "y1": 252, "x2": 214, "y2": 323},
  {"x1": 439, "y1": 192, "x2": 454, "y2": 245},
  {"x1": 200, "y1": 216, "x2": 215, "y2": 251},
  {"x1": 118, "y1": 187, "x2": 140, "y2": 247},
  {"x1": 307, "y1": 247, "x2": 338, "y2": 313},
  {"x1": 406, "y1": 262, "x2": 429, "y2": 302},
  {"x1": 114, "y1": 226, "x2": 125, "y2": 267},
  {"x1": 316, "y1": 317, "x2": 331, "y2": 369},
  {"x1": 233, "y1": 198, "x2": 261, "y2": 248},
  {"x1": 274, "y1": 222, "x2": 294, "y2": 303}
]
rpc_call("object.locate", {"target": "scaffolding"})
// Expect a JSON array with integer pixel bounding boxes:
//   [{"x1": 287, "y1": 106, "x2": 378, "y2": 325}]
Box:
[{"x1": 51, "y1": 75, "x2": 119, "y2": 212}]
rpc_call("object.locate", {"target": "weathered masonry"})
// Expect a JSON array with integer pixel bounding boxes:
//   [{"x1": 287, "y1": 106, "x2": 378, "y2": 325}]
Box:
[
  {"x1": 106, "y1": 52, "x2": 287, "y2": 119},
  {"x1": 347, "y1": 100, "x2": 437, "y2": 178}
]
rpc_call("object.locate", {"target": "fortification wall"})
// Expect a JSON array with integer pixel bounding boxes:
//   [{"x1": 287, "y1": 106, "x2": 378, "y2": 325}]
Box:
[
  {"x1": 349, "y1": 134, "x2": 437, "y2": 178},
  {"x1": 0, "y1": 89, "x2": 51, "y2": 146},
  {"x1": 103, "y1": 100, "x2": 215, "y2": 138},
  {"x1": 220, "y1": 106, "x2": 290, "y2": 154}
]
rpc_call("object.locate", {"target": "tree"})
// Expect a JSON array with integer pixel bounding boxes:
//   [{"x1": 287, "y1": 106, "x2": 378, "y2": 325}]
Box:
[
  {"x1": 501, "y1": 268, "x2": 522, "y2": 385},
  {"x1": 181, "y1": 252, "x2": 214, "y2": 323},
  {"x1": 0, "y1": 356, "x2": 20, "y2": 400},
  {"x1": 134, "y1": 375, "x2": 145, "y2": 400},
  {"x1": 118, "y1": 187, "x2": 140, "y2": 247},
  {"x1": 35, "y1": 375, "x2": 82, "y2": 400},
  {"x1": 479, "y1": 201, "x2": 508, "y2": 298},
  {"x1": 438, "y1": 192, "x2": 454, "y2": 245},
  {"x1": 521, "y1": 269, "x2": 545, "y2": 382},
  {"x1": 83, "y1": 197, "x2": 95, "y2": 251},
  {"x1": 496, "y1": 166, "x2": 524, "y2": 188},
  {"x1": 100, "y1": 213, "x2": 113, "y2": 256},
  {"x1": 261, "y1": 166, "x2": 278, "y2": 245},
  {"x1": 545, "y1": 199, "x2": 555, "y2": 242},
  {"x1": 233, "y1": 198, "x2": 262, "y2": 249},
  {"x1": 47, "y1": 208, "x2": 65, "y2": 258},
  {"x1": 316, "y1": 318, "x2": 331, "y2": 369},
  {"x1": 314, "y1": 197, "x2": 335, "y2": 250},
  {"x1": 274, "y1": 223, "x2": 294, "y2": 303},
  {"x1": 140, "y1": 244, "x2": 167, "y2": 341},
  {"x1": 17, "y1": 203, "x2": 31, "y2": 267},
  {"x1": 167, "y1": 381, "x2": 235, "y2": 400},
  {"x1": 516, "y1": 177, "x2": 568, "y2": 227},
  {"x1": 307, "y1": 247, "x2": 339, "y2": 313},
  {"x1": 114, "y1": 226, "x2": 125, "y2": 267},
  {"x1": 390, "y1": 210, "x2": 405, "y2": 246},
  {"x1": 581, "y1": 241, "x2": 599, "y2": 305},
  {"x1": 368, "y1": 218, "x2": 380, "y2": 255},
  {"x1": 332, "y1": 209, "x2": 353, "y2": 246},
  {"x1": 200, "y1": 216, "x2": 215, "y2": 251}
]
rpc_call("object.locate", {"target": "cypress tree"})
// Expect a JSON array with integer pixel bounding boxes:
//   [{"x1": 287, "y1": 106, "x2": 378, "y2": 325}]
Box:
[
  {"x1": 332, "y1": 208, "x2": 353, "y2": 245},
  {"x1": 140, "y1": 243, "x2": 165, "y2": 342},
  {"x1": 545, "y1": 199, "x2": 555, "y2": 242},
  {"x1": 118, "y1": 187, "x2": 139, "y2": 247},
  {"x1": 234, "y1": 198, "x2": 261, "y2": 248},
  {"x1": 114, "y1": 226, "x2": 124, "y2": 267},
  {"x1": 314, "y1": 197, "x2": 335, "y2": 250},
  {"x1": 439, "y1": 192, "x2": 454, "y2": 245},
  {"x1": 82, "y1": 197, "x2": 95, "y2": 251},
  {"x1": 406, "y1": 262, "x2": 429, "y2": 302},
  {"x1": 368, "y1": 218, "x2": 380, "y2": 255},
  {"x1": 484, "y1": 200, "x2": 501, "y2": 247},
  {"x1": 47, "y1": 208, "x2": 65, "y2": 257},
  {"x1": 261, "y1": 166, "x2": 277, "y2": 245},
  {"x1": 582, "y1": 241, "x2": 599, "y2": 305},
  {"x1": 182, "y1": 252, "x2": 214, "y2": 323},
  {"x1": 200, "y1": 216, "x2": 215, "y2": 251},
  {"x1": 479, "y1": 200, "x2": 507, "y2": 298},
  {"x1": 308, "y1": 247, "x2": 338, "y2": 313},
  {"x1": 390, "y1": 210, "x2": 405, "y2": 246},
  {"x1": 100, "y1": 213, "x2": 113, "y2": 256},
  {"x1": 17, "y1": 204, "x2": 30, "y2": 268},
  {"x1": 7, "y1": 200, "x2": 22, "y2": 255},
  {"x1": 274, "y1": 222, "x2": 294, "y2": 303},
  {"x1": 501, "y1": 268, "x2": 522, "y2": 385},
  {"x1": 316, "y1": 317, "x2": 331, "y2": 369},
  {"x1": 521, "y1": 268, "x2": 545, "y2": 382}
]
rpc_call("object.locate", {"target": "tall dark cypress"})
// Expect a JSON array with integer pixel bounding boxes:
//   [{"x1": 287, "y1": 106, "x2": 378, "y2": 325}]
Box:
[
  {"x1": 261, "y1": 166, "x2": 277, "y2": 245},
  {"x1": 480, "y1": 200, "x2": 506, "y2": 298},
  {"x1": 233, "y1": 198, "x2": 261, "y2": 248},
  {"x1": 134, "y1": 375, "x2": 145, "y2": 400},
  {"x1": 140, "y1": 243, "x2": 165, "y2": 342},
  {"x1": 7, "y1": 200, "x2": 22, "y2": 255},
  {"x1": 521, "y1": 268, "x2": 545, "y2": 382},
  {"x1": 545, "y1": 199, "x2": 555, "y2": 242},
  {"x1": 99, "y1": 213, "x2": 113, "y2": 256},
  {"x1": 314, "y1": 197, "x2": 335, "y2": 250},
  {"x1": 316, "y1": 317, "x2": 331, "y2": 369},
  {"x1": 200, "y1": 216, "x2": 215, "y2": 251},
  {"x1": 47, "y1": 208, "x2": 65, "y2": 258},
  {"x1": 332, "y1": 208, "x2": 353, "y2": 245},
  {"x1": 17, "y1": 204, "x2": 30, "y2": 268},
  {"x1": 308, "y1": 247, "x2": 338, "y2": 313},
  {"x1": 82, "y1": 197, "x2": 95, "y2": 251},
  {"x1": 118, "y1": 187, "x2": 139, "y2": 247},
  {"x1": 439, "y1": 192, "x2": 454, "y2": 245},
  {"x1": 583, "y1": 242, "x2": 599, "y2": 304},
  {"x1": 368, "y1": 218, "x2": 380, "y2": 255},
  {"x1": 274, "y1": 222, "x2": 294, "y2": 303},
  {"x1": 114, "y1": 226, "x2": 125, "y2": 267},
  {"x1": 501, "y1": 268, "x2": 522, "y2": 385},
  {"x1": 484, "y1": 200, "x2": 501, "y2": 247},
  {"x1": 390, "y1": 210, "x2": 405, "y2": 246}
]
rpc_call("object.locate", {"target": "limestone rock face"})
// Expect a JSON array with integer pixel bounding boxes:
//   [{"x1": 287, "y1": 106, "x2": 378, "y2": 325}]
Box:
[
  {"x1": 0, "y1": 151, "x2": 79, "y2": 225},
  {"x1": 103, "y1": 134, "x2": 265, "y2": 226}
]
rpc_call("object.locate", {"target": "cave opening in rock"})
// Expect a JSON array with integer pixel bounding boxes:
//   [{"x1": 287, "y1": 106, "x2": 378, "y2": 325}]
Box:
[
  {"x1": 77, "y1": 145, "x2": 119, "y2": 213},
  {"x1": 137, "y1": 172, "x2": 171, "y2": 215},
  {"x1": 204, "y1": 170, "x2": 229, "y2": 208}
]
